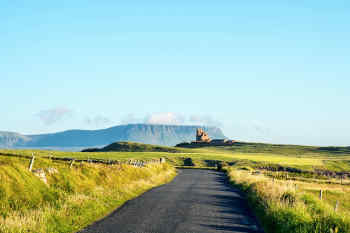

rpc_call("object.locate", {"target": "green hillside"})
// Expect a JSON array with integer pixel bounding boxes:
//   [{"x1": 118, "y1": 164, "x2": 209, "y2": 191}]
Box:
[
  {"x1": 82, "y1": 141, "x2": 186, "y2": 153},
  {"x1": 208, "y1": 142, "x2": 350, "y2": 156},
  {"x1": 178, "y1": 141, "x2": 350, "y2": 156}
]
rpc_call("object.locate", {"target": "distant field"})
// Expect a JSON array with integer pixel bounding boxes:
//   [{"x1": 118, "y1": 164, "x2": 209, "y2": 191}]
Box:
[{"x1": 1, "y1": 142, "x2": 350, "y2": 172}]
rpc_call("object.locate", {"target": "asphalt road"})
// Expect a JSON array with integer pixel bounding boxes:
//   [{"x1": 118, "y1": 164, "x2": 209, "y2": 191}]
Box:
[{"x1": 79, "y1": 169, "x2": 264, "y2": 233}]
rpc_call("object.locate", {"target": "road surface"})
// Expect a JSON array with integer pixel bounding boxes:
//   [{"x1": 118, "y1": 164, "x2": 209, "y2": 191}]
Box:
[{"x1": 79, "y1": 169, "x2": 264, "y2": 233}]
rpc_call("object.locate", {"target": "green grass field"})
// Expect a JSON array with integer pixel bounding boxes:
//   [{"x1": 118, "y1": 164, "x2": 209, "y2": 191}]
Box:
[
  {"x1": 1, "y1": 141, "x2": 350, "y2": 233},
  {"x1": 2, "y1": 142, "x2": 350, "y2": 172}
]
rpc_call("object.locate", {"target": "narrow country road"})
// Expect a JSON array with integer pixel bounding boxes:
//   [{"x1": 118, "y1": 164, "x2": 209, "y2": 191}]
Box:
[{"x1": 79, "y1": 169, "x2": 264, "y2": 233}]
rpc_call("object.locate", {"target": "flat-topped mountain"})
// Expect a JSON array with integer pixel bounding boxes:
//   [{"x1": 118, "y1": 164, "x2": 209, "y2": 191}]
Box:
[{"x1": 0, "y1": 124, "x2": 226, "y2": 150}]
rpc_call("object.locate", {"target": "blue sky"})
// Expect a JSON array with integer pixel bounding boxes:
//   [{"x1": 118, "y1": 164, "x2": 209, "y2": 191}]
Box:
[{"x1": 1, "y1": 1, "x2": 350, "y2": 146}]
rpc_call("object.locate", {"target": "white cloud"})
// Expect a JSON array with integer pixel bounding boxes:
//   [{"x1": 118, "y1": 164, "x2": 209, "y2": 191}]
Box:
[
  {"x1": 120, "y1": 112, "x2": 222, "y2": 127},
  {"x1": 36, "y1": 107, "x2": 73, "y2": 125},
  {"x1": 144, "y1": 112, "x2": 185, "y2": 125}
]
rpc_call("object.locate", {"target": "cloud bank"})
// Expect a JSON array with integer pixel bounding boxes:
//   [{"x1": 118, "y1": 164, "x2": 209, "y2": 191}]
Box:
[
  {"x1": 121, "y1": 112, "x2": 222, "y2": 127},
  {"x1": 144, "y1": 113, "x2": 185, "y2": 125}
]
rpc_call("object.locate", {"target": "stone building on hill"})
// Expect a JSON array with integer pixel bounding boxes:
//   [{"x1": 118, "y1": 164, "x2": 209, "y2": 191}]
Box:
[
  {"x1": 176, "y1": 128, "x2": 236, "y2": 147},
  {"x1": 196, "y1": 128, "x2": 211, "y2": 142},
  {"x1": 193, "y1": 128, "x2": 235, "y2": 145}
]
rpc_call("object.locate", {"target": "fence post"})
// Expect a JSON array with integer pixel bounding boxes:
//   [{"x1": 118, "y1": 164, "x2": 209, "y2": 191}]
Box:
[
  {"x1": 335, "y1": 200, "x2": 339, "y2": 212},
  {"x1": 341, "y1": 175, "x2": 343, "y2": 185},
  {"x1": 28, "y1": 154, "x2": 35, "y2": 172},
  {"x1": 70, "y1": 159, "x2": 75, "y2": 169},
  {"x1": 319, "y1": 190, "x2": 323, "y2": 201},
  {"x1": 160, "y1": 158, "x2": 165, "y2": 164}
]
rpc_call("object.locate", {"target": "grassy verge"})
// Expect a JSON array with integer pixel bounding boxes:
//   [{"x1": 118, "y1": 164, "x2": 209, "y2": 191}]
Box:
[
  {"x1": 0, "y1": 156, "x2": 176, "y2": 233},
  {"x1": 226, "y1": 168, "x2": 350, "y2": 233}
]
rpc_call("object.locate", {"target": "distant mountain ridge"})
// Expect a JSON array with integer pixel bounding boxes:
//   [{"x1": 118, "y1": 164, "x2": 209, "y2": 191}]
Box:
[
  {"x1": 0, "y1": 124, "x2": 226, "y2": 150},
  {"x1": 0, "y1": 131, "x2": 31, "y2": 147}
]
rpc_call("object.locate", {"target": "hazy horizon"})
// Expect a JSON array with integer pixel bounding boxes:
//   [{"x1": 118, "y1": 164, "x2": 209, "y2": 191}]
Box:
[{"x1": 2, "y1": 1, "x2": 350, "y2": 146}]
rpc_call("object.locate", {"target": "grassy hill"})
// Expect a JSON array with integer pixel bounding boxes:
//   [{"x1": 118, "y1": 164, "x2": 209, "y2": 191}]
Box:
[
  {"x1": 82, "y1": 141, "x2": 186, "y2": 153},
  {"x1": 177, "y1": 141, "x2": 350, "y2": 156},
  {"x1": 206, "y1": 142, "x2": 350, "y2": 156}
]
